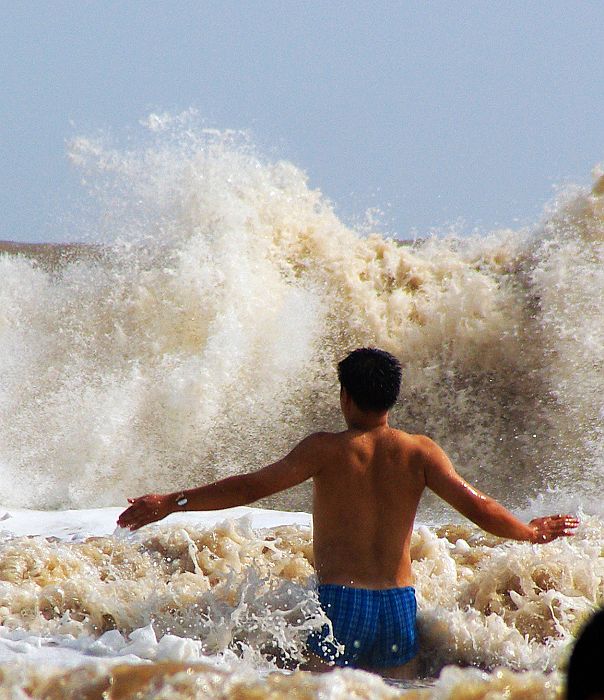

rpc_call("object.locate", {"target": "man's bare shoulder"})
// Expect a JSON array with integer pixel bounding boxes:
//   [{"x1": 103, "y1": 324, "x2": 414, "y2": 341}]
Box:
[
  {"x1": 390, "y1": 429, "x2": 435, "y2": 450},
  {"x1": 292, "y1": 431, "x2": 341, "y2": 453},
  {"x1": 289, "y1": 431, "x2": 343, "y2": 472},
  {"x1": 388, "y1": 430, "x2": 444, "y2": 467}
]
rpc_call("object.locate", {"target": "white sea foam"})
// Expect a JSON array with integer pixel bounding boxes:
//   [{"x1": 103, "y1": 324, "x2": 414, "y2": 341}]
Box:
[{"x1": 0, "y1": 506, "x2": 599, "y2": 698}]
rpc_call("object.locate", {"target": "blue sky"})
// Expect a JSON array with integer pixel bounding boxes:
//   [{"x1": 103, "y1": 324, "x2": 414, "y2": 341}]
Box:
[{"x1": 2, "y1": 1, "x2": 603, "y2": 242}]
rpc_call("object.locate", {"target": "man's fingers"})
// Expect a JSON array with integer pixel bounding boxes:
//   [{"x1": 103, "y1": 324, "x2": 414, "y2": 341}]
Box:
[
  {"x1": 530, "y1": 513, "x2": 579, "y2": 544},
  {"x1": 558, "y1": 516, "x2": 579, "y2": 532},
  {"x1": 117, "y1": 504, "x2": 146, "y2": 529},
  {"x1": 118, "y1": 516, "x2": 142, "y2": 531},
  {"x1": 548, "y1": 517, "x2": 577, "y2": 535},
  {"x1": 118, "y1": 494, "x2": 166, "y2": 531},
  {"x1": 550, "y1": 515, "x2": 579, "y2": 527},
  {"x1": 546, "y1": 513, "x2": 579, "y2": 540},
  {"x1": 118, "y1": 507, "x2": 156, "y2": 530}
]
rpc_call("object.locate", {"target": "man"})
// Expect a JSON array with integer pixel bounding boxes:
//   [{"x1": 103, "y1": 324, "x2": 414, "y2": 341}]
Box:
[{"x1": 118, "y1": 348, "x2": 579, "y2": 679}]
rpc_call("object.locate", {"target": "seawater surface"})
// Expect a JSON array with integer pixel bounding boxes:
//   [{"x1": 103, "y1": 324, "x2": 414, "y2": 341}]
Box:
[
  {"x1": 0, "y1": 508, "x2": 600, "y2": 698},
  {"x1": 1, "y1": 115, "x2": 603, "y2": 697}
]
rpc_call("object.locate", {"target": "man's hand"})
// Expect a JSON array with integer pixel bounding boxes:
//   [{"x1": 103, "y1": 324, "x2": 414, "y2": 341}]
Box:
[
  {"x1": 117, "y1": 494, "x2": 174, "y2": 531},
  {"x1": 528, "y1": 514, "x2": 579, "y2": 543}
]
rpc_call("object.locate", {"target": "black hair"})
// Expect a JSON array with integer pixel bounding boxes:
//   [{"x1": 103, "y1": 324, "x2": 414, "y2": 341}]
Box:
[
  {"x1": 567, "y1": 608, "x2": 604, "y2": 700},
  {"x1": 337, "y1": 348, "x2": 402, "y2": 412}
]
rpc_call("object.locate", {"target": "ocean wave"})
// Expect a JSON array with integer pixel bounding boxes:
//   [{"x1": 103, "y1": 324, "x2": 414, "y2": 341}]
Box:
[{"x1": 1, "y1": 121, "x2": 603, "y2": 514}]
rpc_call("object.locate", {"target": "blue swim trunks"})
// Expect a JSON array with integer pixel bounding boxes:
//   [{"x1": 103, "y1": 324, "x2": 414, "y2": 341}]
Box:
[{"x1": 307, "y1": 584, "x2": 418, "y2": 668}]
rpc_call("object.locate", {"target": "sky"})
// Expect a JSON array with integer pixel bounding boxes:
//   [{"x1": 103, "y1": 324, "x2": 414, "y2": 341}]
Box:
[{"x1": 2, "y1": 1, "x2": 603, "y2": 242}]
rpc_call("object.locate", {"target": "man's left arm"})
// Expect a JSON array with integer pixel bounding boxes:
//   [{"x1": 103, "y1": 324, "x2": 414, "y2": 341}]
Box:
[
  {"x1": 420, "y1": 436, "x2": 579, "y2": 543},
  {"x1": 117, "y1": 433, "x2": 323, "y2": 530}
]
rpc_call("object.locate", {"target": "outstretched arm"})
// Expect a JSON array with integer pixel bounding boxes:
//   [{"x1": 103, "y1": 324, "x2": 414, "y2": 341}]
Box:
[
  {"x1": 117, "y1": 434, "x2": 323, "y2": 530},
  {"x1": 419, "y1": 437, "x2": 578, "y2": 543}
]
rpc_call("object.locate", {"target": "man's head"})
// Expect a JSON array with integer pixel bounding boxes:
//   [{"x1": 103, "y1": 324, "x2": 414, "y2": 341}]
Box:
[{"x1": 337, "y1": 348, "x2": 402, "y2": 413}]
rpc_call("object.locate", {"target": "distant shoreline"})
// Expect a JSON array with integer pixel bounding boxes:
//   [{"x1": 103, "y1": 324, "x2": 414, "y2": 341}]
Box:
[
  {"x1": 0, "y1": 236, "x2": 418, "y2": 271},
  {"x1": 0, "y1": 240, "x2": 102, "y2": 270}
]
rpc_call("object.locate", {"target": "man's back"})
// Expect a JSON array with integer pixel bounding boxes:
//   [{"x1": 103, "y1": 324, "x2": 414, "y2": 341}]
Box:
[{"x1": 312, "y1": 427, "x2": 425, "y2": 588}]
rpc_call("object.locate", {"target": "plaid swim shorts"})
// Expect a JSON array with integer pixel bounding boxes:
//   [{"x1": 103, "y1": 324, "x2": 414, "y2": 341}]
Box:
[{"x1": 307, "y1": 584, "x2": 418, "y2": 668}]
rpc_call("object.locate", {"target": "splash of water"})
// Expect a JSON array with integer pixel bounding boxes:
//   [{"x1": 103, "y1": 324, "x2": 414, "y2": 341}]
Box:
[
  {"x1": 0, "y1": 515, "x2": 601, "y2": 697},
  {"x1": 0, "y1": 115, "x2": 602, "y2": 514}
]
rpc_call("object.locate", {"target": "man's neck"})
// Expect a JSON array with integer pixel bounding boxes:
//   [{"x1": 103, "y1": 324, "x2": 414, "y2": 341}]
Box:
[{"x1": 345, "y1": 410, "x2": 389, "y2": 431}]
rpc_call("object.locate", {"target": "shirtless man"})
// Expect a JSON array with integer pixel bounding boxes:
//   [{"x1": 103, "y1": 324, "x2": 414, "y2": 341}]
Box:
[{"x1": 117, "y1": 348, "x2": 579, "y2": 679}]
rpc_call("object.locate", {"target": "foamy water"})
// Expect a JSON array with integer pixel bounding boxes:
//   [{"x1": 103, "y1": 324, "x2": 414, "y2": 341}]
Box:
[
  {"x1": 0, "y1": 115, "x2": 603, "y2": 696},
  {"x1": 0, "y1": 508, "x2": 600, "y2": 698}
]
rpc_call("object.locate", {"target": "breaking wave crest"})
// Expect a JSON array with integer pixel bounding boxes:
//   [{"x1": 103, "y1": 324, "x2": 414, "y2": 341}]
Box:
[{"x1": 1, "y1": 118, "x2": 603, "y2": 514}]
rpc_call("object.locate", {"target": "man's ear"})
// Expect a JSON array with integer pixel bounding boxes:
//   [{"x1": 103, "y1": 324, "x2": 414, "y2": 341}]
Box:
[{"x1": 340, "y1": 386, "x2": 351, "y2": 408}]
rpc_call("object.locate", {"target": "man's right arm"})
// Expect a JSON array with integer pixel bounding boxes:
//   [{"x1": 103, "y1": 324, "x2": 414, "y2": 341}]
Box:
[
  {"x1": 417, "y1": 436, "x2": 578, "y2": 543},
  {"x1": 117, "y1": 433, "x2": 324, "y2": 531}
]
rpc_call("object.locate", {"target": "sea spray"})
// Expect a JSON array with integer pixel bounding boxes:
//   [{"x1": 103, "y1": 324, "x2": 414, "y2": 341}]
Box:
[{"x1": 1, "y1": 119, "x2": 603, "y2": 515}]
